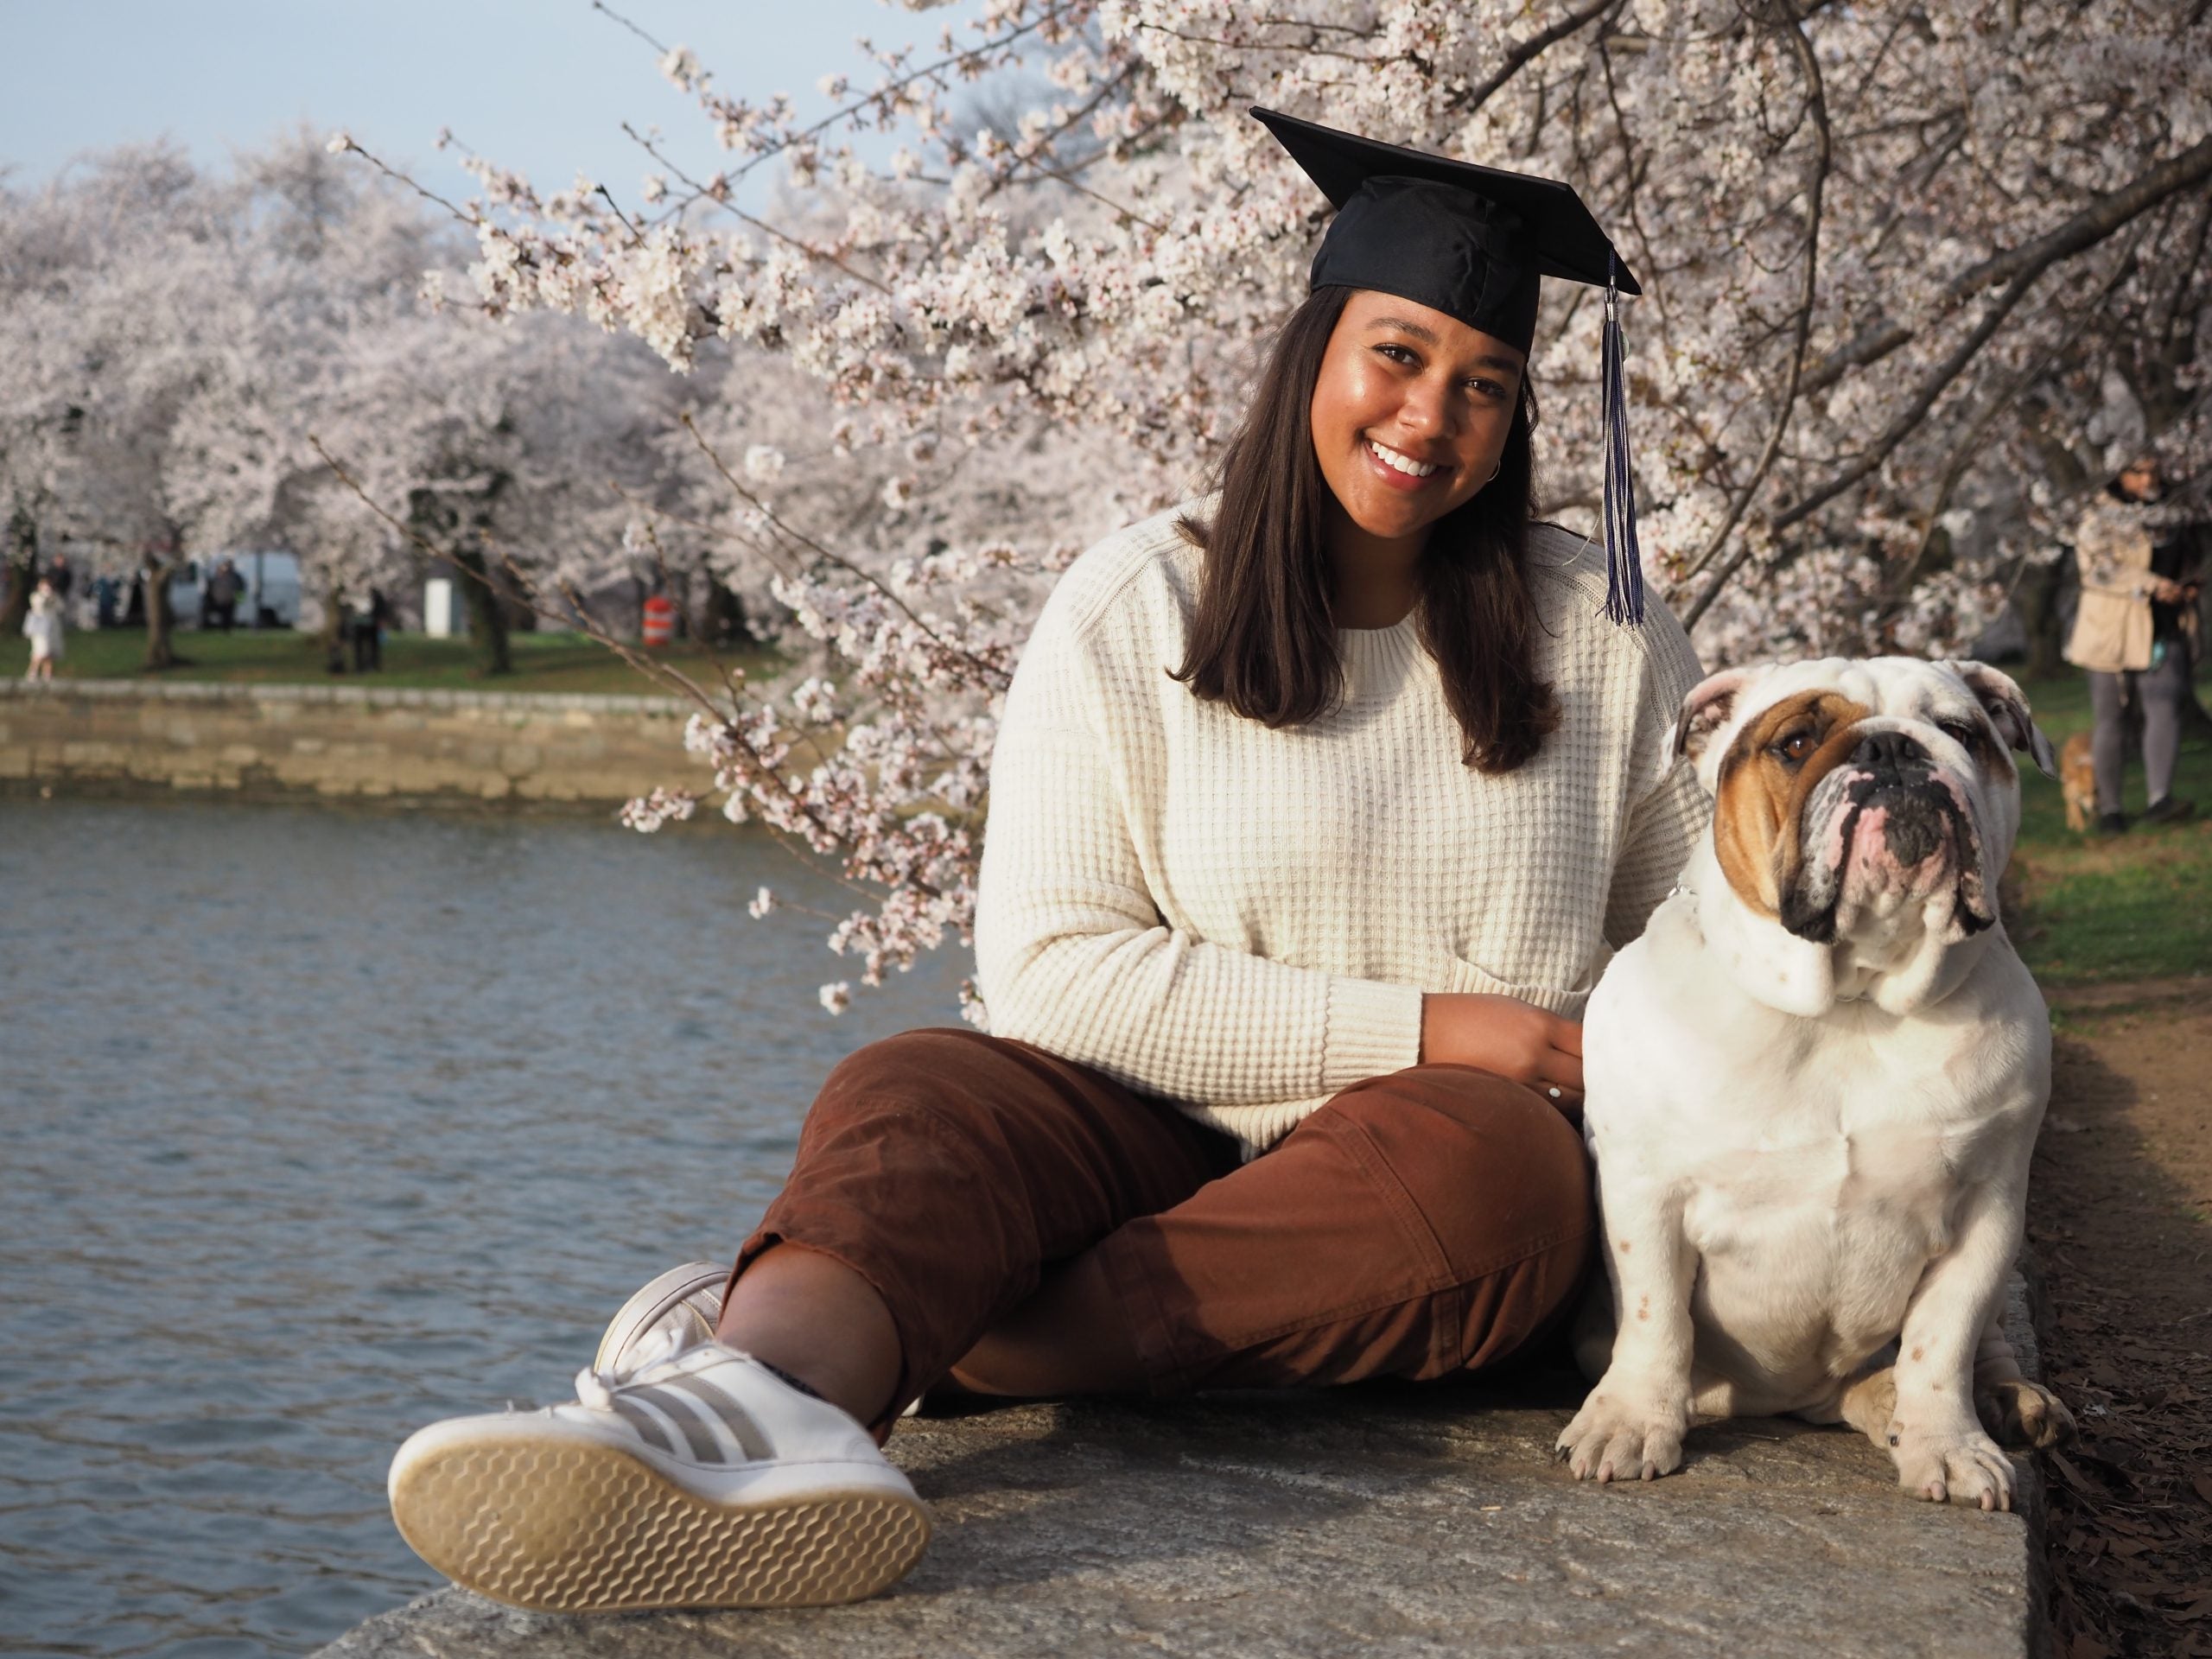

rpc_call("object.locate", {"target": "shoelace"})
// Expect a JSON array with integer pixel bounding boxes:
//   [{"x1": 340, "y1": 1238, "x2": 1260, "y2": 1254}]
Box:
[{"x1": 574, "y1": 1320, "x2": 701, "y2": 1410}]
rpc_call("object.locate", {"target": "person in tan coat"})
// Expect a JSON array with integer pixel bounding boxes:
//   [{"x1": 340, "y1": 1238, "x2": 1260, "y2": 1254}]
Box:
[{"x1": 2065, "y1": 458, "x2": 2202, "y2": 831}]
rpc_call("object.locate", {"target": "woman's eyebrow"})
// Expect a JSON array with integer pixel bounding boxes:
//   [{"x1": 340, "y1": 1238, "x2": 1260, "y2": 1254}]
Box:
[{"x1": 1367, "y1": 314, "x2": 1441, "y2": 345}]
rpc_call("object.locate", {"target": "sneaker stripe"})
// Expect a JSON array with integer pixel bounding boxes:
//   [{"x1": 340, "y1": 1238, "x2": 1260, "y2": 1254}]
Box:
[
  {"x1": 629, "y1": 1385, "x2": 728, "y2": 1464},
  {"x1": 607, "y1": 1396, "x2": 680, "y2": 1457},
  {"x1": 659, "y1": 1375, "x2": 774, "y2": 1463}
]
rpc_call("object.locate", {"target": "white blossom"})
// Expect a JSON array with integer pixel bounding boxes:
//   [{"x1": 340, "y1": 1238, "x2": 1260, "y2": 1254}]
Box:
[{"x1": 89, "y1": 2, "x2": 2207, "y2": 1019}]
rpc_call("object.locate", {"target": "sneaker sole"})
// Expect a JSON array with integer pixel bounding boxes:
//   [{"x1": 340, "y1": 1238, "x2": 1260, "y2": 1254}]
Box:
[{"x1": 391, "y1": 1433, "x2": 931, "y2": 1611}]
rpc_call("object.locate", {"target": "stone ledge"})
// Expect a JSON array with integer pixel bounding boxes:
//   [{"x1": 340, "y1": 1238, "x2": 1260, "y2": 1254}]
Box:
[
  {"x1": 0, "y1": 677, "x2": 690, "y2": 716},
  {"x1": 1, "y1": 678, "x2": 703, "y2": 810},
  {"x1": 314, "y1": 1277, "x2": 2050, "y2": 1659}
]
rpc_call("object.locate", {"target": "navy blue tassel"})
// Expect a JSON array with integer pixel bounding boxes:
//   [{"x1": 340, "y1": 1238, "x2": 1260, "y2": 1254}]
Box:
[{"x1": 1600, "y1": 257, "x2": 1645, "y2": 626}]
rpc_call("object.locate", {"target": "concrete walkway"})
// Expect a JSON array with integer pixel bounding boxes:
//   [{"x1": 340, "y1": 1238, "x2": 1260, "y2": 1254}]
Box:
[{"x1": 316, "y1": 1283, "x2": 2049, "y2": 1659}]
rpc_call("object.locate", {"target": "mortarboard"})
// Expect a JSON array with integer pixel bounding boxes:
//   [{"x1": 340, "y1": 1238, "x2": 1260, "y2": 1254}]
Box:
[{"x1": 1253, "y1": 107, "x2": 1647, "y2": 626}]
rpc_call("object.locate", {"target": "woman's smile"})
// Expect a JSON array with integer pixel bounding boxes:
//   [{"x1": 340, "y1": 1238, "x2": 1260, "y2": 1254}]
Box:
[{"x1": 1362, "y1": 433, "x2": 1446, "y2": 487}]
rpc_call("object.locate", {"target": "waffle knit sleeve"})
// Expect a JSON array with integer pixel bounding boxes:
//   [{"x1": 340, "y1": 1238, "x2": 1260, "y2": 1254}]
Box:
[
  {"x1": 973, "y1": 575, "x2": 1424, "y2": 1107},
  {"x1": 1603, "y1": 599, "x2": 1709, "y2": 949}
]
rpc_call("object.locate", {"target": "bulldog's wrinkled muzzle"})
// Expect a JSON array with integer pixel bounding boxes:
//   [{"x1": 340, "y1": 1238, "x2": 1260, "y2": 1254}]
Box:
[{"x1": 1783, "y1": 729, "x2": 1993, "y2": 944}]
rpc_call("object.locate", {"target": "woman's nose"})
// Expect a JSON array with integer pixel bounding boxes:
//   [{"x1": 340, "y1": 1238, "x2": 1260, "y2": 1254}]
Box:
[{"x1": 1394, "y1": 376, "x2": 1456, "y2": 439}]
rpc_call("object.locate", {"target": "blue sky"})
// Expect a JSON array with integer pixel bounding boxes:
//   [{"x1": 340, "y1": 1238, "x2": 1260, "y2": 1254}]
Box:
[{"x1": 0, "y1": 1, "x2": 975, "y2": 208}]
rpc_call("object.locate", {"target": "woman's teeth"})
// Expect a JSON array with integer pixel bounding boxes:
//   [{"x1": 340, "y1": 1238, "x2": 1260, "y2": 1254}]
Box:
[{"x1": 1367, "y1": 438, "x2": 1438, "y2": 478}]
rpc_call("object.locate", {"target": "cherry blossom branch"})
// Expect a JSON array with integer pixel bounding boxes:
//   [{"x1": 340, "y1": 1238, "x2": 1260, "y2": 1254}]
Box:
[
  {"x1": 1688, "y1": 259, "x2": 2046, "y2": 628},
  {"x1": 1802, "y1": 133, "x2": 2212, "y2": 397},
  {"x1": 1681, "y1": 5, "x2": 1828, "y2": 583},
  {"x1": 1447, "y1": 0, "x2": 1620, "y2": 117}
]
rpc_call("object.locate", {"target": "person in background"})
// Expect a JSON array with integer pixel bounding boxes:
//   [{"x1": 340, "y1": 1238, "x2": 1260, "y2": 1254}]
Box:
[
  {"x1": 207, "y1": 559, "x2": 245, "y2": 632},
  {"x1": 22, "y1": 577, "x2": 64, "y2": 681},
  {"x1": 348, "y1": 586, "x2": 387, "y2": 672},
  {"x1": 2065, "y1": 456, "x2": 2202, "y2": 832}
]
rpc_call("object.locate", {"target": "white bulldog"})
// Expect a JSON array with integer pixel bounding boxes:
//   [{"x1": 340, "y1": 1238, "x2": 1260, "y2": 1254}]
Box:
[{"x1": 1559, "y1": 656, "x2": 2076, "y2": 1510}]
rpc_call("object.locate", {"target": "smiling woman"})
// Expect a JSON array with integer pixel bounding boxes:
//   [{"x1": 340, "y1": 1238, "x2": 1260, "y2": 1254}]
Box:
[{"x1": 380, "y1": 108, "x2": 1714, "y2": 1618}]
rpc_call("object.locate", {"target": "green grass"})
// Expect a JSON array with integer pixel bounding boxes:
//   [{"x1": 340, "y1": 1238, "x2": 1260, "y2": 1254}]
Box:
[
  {"x1": 2009, "y1": 667, "x2": 2212, "y2": 987},
  {"x1": 0, "y1": 626, "x2": 778, "y2": 698}
]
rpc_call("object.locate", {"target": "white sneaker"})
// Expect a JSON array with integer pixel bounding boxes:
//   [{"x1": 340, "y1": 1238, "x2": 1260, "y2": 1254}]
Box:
[
  {"x1": 388, "y1": 1337, "x2": 931, "y2": 1611},
  {"x1": 593, "y1": 1261, "x2": 728, "y2": 1377}
]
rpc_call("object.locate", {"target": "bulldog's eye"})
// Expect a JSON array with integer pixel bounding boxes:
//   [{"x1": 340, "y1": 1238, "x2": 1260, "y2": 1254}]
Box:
[
  {"x1": 1773, "y1": 730, "x2": 1816, "y2": 766},
  {"x1": 1937, "y1": 718, "x2": 1980, "y2": 749}
]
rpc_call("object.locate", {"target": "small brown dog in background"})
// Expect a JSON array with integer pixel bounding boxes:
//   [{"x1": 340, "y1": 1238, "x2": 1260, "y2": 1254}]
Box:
[{"x1": 2060, "y1": 731, "x2": 2096, "y2": 832}]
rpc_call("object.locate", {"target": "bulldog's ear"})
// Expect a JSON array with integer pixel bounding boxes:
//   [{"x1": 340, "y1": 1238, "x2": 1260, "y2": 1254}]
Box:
[
  {"x1": 1674, "y1": 667, "x2": 1764, "y2": 765},
  {"x1": 1946, "y1": 659, "x2": 2059, "y2": 779}
]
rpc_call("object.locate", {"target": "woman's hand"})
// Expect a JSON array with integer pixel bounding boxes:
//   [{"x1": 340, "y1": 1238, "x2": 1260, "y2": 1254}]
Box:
[{"x1": 1420, "y1": 993, "x2": 1584, "y2": 1119}]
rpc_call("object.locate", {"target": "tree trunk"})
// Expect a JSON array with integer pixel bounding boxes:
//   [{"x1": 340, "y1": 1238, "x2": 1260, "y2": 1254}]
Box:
[
  {"x1": 1, "y1": 554, "x2": 31, "y2": 638},
  {"x1": 456, "y1": 545, "x2": 512, "y2": 676},
  {"x1": 2013, "y1": 556, "x2": 2069, "y2": 680},
  {"x1": 1, "y1": 502, "x2": 35, "y2": 636},
  {"x1": 142, "y1": 555, "x2": 179, "y2": 671},
  {"x1": 321, "y1": 579, "x2": 348, "y2": 672}
]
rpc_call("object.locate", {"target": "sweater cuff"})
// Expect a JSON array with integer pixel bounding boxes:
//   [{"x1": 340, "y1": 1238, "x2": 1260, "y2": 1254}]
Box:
[{"x1": 1321, "y1": 976, "x2": 1426, "y2": 1090}]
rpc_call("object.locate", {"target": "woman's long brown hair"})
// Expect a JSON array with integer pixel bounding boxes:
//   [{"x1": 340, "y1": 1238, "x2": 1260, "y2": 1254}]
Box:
[{"x1": 1173, "y1": 285, "x2": 1560, "y2": 773}]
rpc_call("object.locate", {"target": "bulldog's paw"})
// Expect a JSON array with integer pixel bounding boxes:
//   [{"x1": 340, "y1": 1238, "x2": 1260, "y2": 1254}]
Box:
[
  {"x1": 1555, "y1": 1391, "x2": 1688, "y2": 1484},
  {"x1": 1888, "y1": 1425, "x2": 2017, "y2": 1510},
  {"x1": 1976, "y1": 1378, "x2": 2077, "y2": 1450}
]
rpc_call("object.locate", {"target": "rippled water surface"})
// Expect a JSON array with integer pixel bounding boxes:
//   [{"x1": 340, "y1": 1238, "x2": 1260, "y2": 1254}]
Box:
[{"x1": 0, "y1": 799, "x2": 965, "y2": 1658}]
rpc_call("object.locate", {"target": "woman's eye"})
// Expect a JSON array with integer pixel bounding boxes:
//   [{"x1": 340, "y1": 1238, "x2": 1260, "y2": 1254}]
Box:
[
  {"x1": 1375, "y1": 344, "x2": 1417, "y2": 365},
  {"x1": 1774, "y1": 731, "x2": 1815, "y2": 765}
]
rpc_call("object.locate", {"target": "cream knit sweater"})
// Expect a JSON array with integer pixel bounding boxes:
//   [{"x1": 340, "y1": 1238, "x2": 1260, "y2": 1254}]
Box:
[{"x1": 975, "y1": 503, "x2": 1709, "y2": 1154}]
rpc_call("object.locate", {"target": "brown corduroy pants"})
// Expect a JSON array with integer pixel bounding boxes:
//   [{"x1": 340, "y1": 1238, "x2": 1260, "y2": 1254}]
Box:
[{"x1": 734, "y1": 1028, "x2": 1594, "y2": 1417}]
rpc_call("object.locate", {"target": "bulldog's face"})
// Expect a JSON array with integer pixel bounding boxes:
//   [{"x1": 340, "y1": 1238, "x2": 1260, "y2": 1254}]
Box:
[{"x1": 1675, "y1": 658, "x2": 2056, "y2": 1003}]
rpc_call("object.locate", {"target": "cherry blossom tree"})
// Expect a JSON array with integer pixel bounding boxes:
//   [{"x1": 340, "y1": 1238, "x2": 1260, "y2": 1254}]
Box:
[
  {"x1": 0, "y1": 132, "x2": 703, "y2": 672},
  {"x1": 343, "y1": 0, "x2": 2205, "y2": 1014}
]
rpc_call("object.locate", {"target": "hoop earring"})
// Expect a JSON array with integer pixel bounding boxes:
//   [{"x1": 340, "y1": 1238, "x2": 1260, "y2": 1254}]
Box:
[{"x1": 1486, "y1": 460, "x2": 1502, "y2": 484}]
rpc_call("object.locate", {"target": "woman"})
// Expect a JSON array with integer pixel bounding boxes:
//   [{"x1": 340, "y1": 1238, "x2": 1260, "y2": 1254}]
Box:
[
  {"x1": 386, "y1": 113, "x2": 1709, "y2": 1613},
  {"x1": 2065, "y1": 456, "x2": 2201, "y2": 831},
  {"x1": 22, "y1": 577, "x2": 64, "y2": 681}
]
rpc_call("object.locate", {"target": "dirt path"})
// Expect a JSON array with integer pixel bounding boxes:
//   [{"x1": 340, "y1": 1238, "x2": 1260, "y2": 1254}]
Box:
[{"x1": 2031, "y1": 980, "x2": 2212, "y2": 1658}]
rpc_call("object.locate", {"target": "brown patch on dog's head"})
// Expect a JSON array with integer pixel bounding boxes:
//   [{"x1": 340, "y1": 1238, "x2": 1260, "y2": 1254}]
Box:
[{"x1": 1712, "y1": 690, "x2": 1873, "y2": 916}]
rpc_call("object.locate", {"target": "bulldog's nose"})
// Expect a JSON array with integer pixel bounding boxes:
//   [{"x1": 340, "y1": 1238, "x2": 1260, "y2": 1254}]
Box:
[{"x1": 1851, "y1": 728, "x2": 1926, "y2": 775}]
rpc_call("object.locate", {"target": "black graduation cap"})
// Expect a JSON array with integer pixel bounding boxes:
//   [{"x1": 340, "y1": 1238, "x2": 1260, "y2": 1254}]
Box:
[{"x1": 1253, "y1": 107, "x2": 1648, "y2": 625}]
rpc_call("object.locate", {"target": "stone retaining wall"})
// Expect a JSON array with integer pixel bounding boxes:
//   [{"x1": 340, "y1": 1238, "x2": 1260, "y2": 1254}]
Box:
[{"x1": 0, "y1": 680, "x2": 698, "y2": 810}]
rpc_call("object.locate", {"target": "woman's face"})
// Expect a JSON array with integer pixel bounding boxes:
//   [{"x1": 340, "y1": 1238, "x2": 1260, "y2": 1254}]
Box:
[{"x1": 1308, "y1": 289, "x2": 1526, "y2": 549}]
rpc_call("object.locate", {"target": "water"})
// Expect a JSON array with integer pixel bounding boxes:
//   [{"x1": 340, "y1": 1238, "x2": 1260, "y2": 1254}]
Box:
[{"x1": 0, "y1": 799, "x2": 967, "y2": 1658}]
